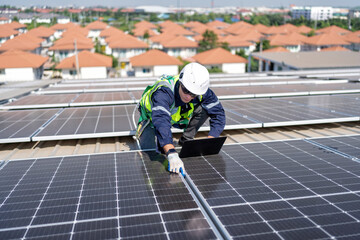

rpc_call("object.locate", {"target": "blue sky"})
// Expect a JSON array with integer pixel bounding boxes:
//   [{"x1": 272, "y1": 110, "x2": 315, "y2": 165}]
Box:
[{"x1": 6, "y1": 0, "x2": 360, "y2": 8}]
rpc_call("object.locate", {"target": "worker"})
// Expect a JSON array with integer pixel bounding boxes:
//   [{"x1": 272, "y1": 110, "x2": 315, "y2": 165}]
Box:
[{"x1": 136, "y1": 62, "x2": 226, "y2": 174}]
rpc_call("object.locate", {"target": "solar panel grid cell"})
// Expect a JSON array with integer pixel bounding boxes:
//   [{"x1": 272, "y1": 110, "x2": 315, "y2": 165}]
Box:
[
  {"x1": 184, "y1": 139, "x2": 360, "y2": 239},
  {"x1": 0, "y1": 151, "x2": 218, "y2": 239}
]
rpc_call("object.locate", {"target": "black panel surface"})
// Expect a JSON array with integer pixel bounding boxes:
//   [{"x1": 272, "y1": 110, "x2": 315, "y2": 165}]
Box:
[
  {"x1": 0, "y1": 152, "x2": 216, "y2": 239},
  {"x1": 184, "y1": 139, "x2": 360, "y2": 239}
]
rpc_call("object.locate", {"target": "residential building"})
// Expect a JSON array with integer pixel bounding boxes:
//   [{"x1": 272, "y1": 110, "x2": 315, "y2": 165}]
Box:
[
  {"x1": 49, "y1": 36, "x2": 94, "y2": 62},
  {"x1": 130, "y1": 49, "x2": 182, "y2": 77},
  {"x1": 192, "y1": 47, "x2": 247, "y2": 73},
  {"x1": 107, "y1": 34, "x2": 148, "y2": 61},
  {"x1": 161, "y1": 35, "x2": 198, "y2": 58},
  {"x1": 219, "y1": 35, "x2": 255, "y2": 55},
  {"x1": 0, "y1": 50, "x2": 48, "y2": 81},
  {"x1": 291, "y1": 6, "x2": 333, "y2": 21},
  {"x1": 250, "y1": 51, "x2": 360, "y2": 71},
  {"x1": 56, "y1": 50, "x2": 112, "y2": 79},
  {"x1": 0, "y1": 24, "x2": 18, "y2": 44},
  {"x1": 85, "y1": 21, "x2": 109, "y2": 40},
  {"x1": 303, "y1": 33, "x2": 350, "y2": 51}
]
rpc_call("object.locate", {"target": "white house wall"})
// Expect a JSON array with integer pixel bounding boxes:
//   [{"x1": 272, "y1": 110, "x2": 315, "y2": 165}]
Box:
[
  {"x1": 222, "y1": 63, "x2": 246, "y2": 73},
  {"x1": 4, "y1": 68, "x2": 36, "y2": 81},
  {"x1": 154, "y1": 65, "x2": 179, "y2": 76},
  {"x1": 81, "y1": 67, "x2": 107, "y2": 79}
]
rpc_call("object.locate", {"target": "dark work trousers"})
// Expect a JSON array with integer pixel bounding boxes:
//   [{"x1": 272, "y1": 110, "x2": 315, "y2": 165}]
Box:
[{"x1": 138, "y1": 104, "x2": 209, "y2": 152}]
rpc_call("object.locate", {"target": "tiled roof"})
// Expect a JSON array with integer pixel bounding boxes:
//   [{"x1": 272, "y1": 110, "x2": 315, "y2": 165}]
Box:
[
  {"x1": 149, "y1": 33, "x2": 176, "y2": 43},
  {"x1": 225, "y1": 21, "x2": 253, "y2": 33},
  {"x1": 192, "y1": 47, "x2": 247, "y2": 64},
  {"x1": 268, "y1": 32, "x2": 308, "y2": 46},
  {"x1": 133, "y1": 27, "x2": 157, "y2": 37},
  {"x1": 235, "y1": 30, "x2": 264, "y2": 42},
  {"x1": 342, "y1": 32, "x2": 360, "y2": 44},
  {"x1": 62, "y1": 26, "x2": 89, "y2": 38},
  {"x1": 321, "y1": 46, "x2": 350, "y2": 51},
  {"x1": 0, "y1": 24, "x2": 18, "y2": 38},
  {"x1": 263, "y1": 46, "x2": 289, "y2": 52},
  {"x1": 0, "y1": 50, "x2": 48, "y2": 68},
  {"x1": 253, "y1": 23, "x2": 269, "y2": 33},
  {"x1": 304, "y1": 32, "x2": 349, "y2": 46},
  {"x1": 206, "y1": 20, "x2": 230, "y2": 29},
  {"x1": 56, "y1": 50, "x2": 112, "y2": 69},
  {"x1": 0, "y1": 36, "x2": 40, "y2": 52},
  {"x1": 130, "y1": 49, "x2": 182, "y2": 67},
  {"x1": 27, "y1": 26, "x2": 55, "y2": 38},
  {"x1": 162, "y1": 26, "x2": 195, "y2": 36},
  {"x1": 85, "y1": 20, "x2": 109, "y2": 30},
  {"x1": 158, "y1": 20, "x2": 180, "y2": 29},
  {"x1": 49, "y1": 36, "x2": 93, "y2": 50},
  {"x1": 161, "y1": 35, "x2": 198, "y2": 48},
  {"x1": 219, "y1": 35, "x2": 252, "y2": 47},
  {"x1": 134, "y1": 20, "x2": 157, "y2": 29},
  {"x1": 7, "y1": 21, "x2": 26, "y2": 30},
  {"x1": 184, "y1": 21, "x2": 207, "y2": 29},
  {"x1": 191, "y1": 25, "x2": 223, "y2": 37},
  {"x1": 100, "y1": 26, "x2": 125, "y2": 38},
  {"x1": 51, "y1": 22, "x2": 78, "y2": 31},
  {"x1": 108, "y1": 34, "x2": 148, "y2": 49},
  {"x1": 297, "y1": 25, "x2": 313, "y2": 34},
  {"x1": 316, "y1": 25, "x2": 351, "y2": 35}
]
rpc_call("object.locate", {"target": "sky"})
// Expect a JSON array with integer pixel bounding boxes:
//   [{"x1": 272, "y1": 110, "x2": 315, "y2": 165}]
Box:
[{"x1": 5, "y1": 0, "x2": 360, "y2": 8}]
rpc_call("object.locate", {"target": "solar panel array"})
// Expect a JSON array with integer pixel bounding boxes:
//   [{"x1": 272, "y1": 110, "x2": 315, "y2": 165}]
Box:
[
  {"x1": 0, "y1": 109, "x2": 59, "y2": 143},
  {"x1": 183, "y1": 137, "x2": 360, "y2": 239},
  {"x1": 1, "y1": 135, "x2": 360, "y2": 239},
  {"x1": 1, "y1": 94, "x2": 360, "y2": 143},
  {"x1": 0, "y1": 152, "x2": 218, "y2": 239}
]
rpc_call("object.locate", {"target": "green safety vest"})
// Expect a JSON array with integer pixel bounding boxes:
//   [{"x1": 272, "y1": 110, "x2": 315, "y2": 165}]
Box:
[{"x1": 139, "y1": 75, "x2": 202, "y2": 127}]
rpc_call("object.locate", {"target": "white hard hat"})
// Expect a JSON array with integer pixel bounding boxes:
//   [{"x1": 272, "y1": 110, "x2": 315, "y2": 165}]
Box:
[{"x1": 179, "y1": 62, "x2": 209, "y2": 95}]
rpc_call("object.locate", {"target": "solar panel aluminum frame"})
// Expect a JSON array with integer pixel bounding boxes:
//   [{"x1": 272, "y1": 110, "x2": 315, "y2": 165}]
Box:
[
  {"x1": 0, "y1": 103, "x2": 69, "y2": 110},
  {"x1": 0, "y1": 136, "x2": 32, "y2": 144},
  {"x1": 254, "y1": 92, "x2": 310, "y2": 98},
  {"x1": 263, "y1": 117, "x2": 360, "y2": 127},
  {"x1": 69, "y1": 100, "x2": 136, "y2": 107},
  {"x1": 309, "y1": 89, "x2": 360, "y2": 95},
  {"x1": 31, "y1": 130, "x2": 136, "y2": 142}
]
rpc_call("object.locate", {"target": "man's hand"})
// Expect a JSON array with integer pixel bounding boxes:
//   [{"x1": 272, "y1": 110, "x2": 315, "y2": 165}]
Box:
[{"x1": 167, "y1": 152, "x2": 184, "y2": 174}]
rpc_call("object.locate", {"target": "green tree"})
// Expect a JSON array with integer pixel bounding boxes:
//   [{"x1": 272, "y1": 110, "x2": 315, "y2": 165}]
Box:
[
  {"x1": 198, "y1": 30, "x2": 218, "y2": 52},
  {"x1": 255, "y1": 39, "x2": 270, "y2": 52}
]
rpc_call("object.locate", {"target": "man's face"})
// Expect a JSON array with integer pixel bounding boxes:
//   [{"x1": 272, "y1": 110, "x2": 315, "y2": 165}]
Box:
[{"x1": 179, "y1": 83, "x2": 197, "y2": 103}]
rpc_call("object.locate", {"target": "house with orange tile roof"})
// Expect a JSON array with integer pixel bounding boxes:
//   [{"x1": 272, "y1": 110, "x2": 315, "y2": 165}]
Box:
[
  {"x1": 302, "y1": 32, "x2": 350, "y2": 51},
  {"x1": 161, "y1": 26, "x2": 196, "y2": 39},
  {"x1": 252, "y1": 23, "x2": 269, "y2": 34},
  {"x1": 225, "y1": 21, "x2": 253, "y2": 35},
  {"x1": 219, "y1": 35, "x2": 255, "y2": 55},
  {"x1": 0, "y1": 34, "x2": 42, "y2": 54},
  {"x1": 132, "y1": 27, "x2": 158, "y2": 41},
  {"x1": 130, "y1": 49, "x2": 182, "y2": 77},
  {"x1": 316, "y1": 25, "x2": 351, "y2": 36},
  {"x1": 192, "y1": 47, "x2": 247, "y2": 73},
  {"x1": 0, "y1": 50, "x2": 48, "y2": 81},
  {"x1": 263, "y1": 47, "x2": 289, "y2": 52},
  {"x1": 56, "y1": 50, "x2": 112, "y2": 79},
  {"x1": 321, "y1": 46, "x2": 350, "y2": 51},
  {"x1": 235, "y1": 29, "x2": 265, "y2": 44},
  {"x1": 206, "y1": 20, "x2": 230, "y2": 30},
  {"x1": 341, "y1": 32, "x2": 360, "y2": 51},
  {"x1": 0, "y1": 16, "x2": 10, "y2": 24},
  {"x1": 49, "y1": 36, "x2": 94, "y2": 62},
  {"x1": 0, "y1": 24, "x2": 18, "y2": 44},
  {"x1": 7, "y1": 21, "x2": 27, "y2": 33},
  {"x1": 161, "y1": 35, "x2": 198, "y2": 58},
  {"x1": 99, "y1": 26, "x2": 125, "y2": 47},
  {"x1": 149, "y1": 33, "x2": 176, "y2": 49},
  {"x1": 191, "y1": 25, "x2": 225, "y2": 39},
  {"x1": 50, "y1": 22, "x2": 79, "y2": 38},
  {"x1": 27, "y1": 26, "x2": 56, "y2": 49},
  {"x1": 106, "y1": 34, "x2": 148, "y2": 61},
  {"x1": 184, "y1": 21, "x2": 207, "y2": 30},
  {"x1": 134, "y1": 21, "x2": 157, "y2": 31},
  {"x1": 268, "y1": 32, "x2": 308, "y2": 52},
  {"x1": 297, "y1": 25, "x2": 313, "y2": 34},
  {"x1": 85, "y1": 20, "x2": 109, "y2": 39}
]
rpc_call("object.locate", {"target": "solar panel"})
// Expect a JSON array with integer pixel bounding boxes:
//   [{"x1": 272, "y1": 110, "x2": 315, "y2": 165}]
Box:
[
  {"x1": 308, "y1": 135, "x2": 360, "y2": 160},
  {"x1": 183, "y1": 139, "x2": 360, "y2": 239},
  {"x1": 0, "y1": 94, "x2": 77, "y2": 110},
  {"x1": 0, "y1": 152, "x2": 218, "y2": 239},
  {"x1": 32, "y1": 106, "x2": 137, "y2": 141},
  {"x1": 0, "y1": 109, "x2": 59, "y2": 143},
  {"x1": 70, "y1": 92, "x2": 136, "y2": 106}
]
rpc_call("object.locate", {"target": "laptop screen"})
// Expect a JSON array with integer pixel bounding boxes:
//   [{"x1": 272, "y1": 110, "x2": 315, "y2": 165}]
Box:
[{"x1": 179, "y1": 136, "x2": 227, "y2": 158}]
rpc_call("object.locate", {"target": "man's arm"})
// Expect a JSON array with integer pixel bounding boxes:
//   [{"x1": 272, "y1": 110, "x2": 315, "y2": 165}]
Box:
[{"x1": 201, "y1": 89, "x2": 226, "y2": 137}]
